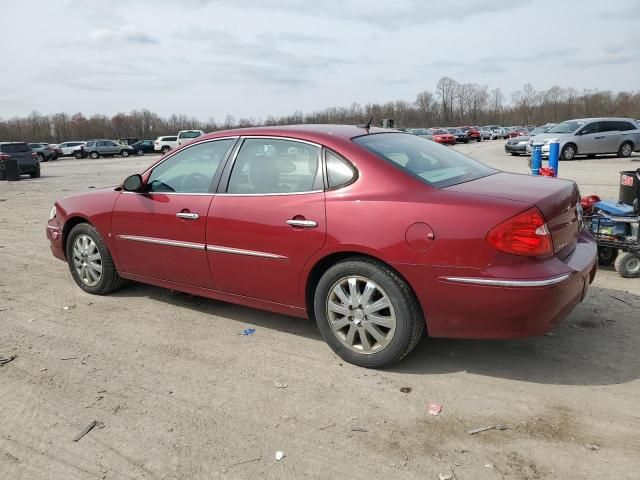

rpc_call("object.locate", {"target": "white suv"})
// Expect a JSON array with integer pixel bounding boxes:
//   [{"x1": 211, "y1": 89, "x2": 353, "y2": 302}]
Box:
[
  {"x1": 177, "y1": 130, "x2": 205, "y2": 147},
  {"x1": 153, "y1": 136, "x2": 178, "y2": 154}
]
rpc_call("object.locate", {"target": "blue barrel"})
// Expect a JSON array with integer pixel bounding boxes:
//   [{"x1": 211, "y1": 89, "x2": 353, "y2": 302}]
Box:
[
  {"x1": 548, "y1": 141, "x2": 560, "y2": 177},
  {"x1": 531, "y1": 147, "x2": 542, "y2": 176}
]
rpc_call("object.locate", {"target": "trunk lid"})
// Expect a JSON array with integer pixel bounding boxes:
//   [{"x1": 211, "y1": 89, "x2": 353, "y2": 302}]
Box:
[{"x1": 446, "y1": 172, "x2": 581, "y2": 257}]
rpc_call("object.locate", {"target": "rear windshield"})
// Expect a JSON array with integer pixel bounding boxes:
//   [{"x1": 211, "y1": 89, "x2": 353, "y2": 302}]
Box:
[
  {"x1": 0, "y1": 143, "x2": 31, "y2": 153},
  {"x1": 179, "y1": 131, "x2": 201, "y2": 139},
  {"x1": 353, "y1": 133, "x2": 496, "y2": 188},
  {"x1": 162, "y1": 136, "x2": 177, "y2": 141}
]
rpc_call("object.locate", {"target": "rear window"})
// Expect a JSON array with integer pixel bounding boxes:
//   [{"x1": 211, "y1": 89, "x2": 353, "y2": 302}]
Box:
[
  {"x1": 0, "y1": 143, "x2": 31, "y2": 153},
  {"x1": 163, "y1": 136, "x2": 177, "y2": 141},
  {"x1": 179, "y1": 131, "x2": 202, "y2": 139},
  {"x1": 353, "y1": 133, "x2": 496, "y2": 188}
]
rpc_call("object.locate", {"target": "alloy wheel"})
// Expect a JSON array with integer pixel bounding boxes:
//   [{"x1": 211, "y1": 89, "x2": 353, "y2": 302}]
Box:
[
  {"x1": 72, "y1": 234, "x2": 103, "y2": 287},
  {"x1": 326, "y1": 276, "x2": 396, "y2": 354},
  {"x1": 563, "y1": 145, "x2": 575, "y2": 160},
  {"x1": 621, "y1": 143, "x2": 632, "y2": 157}
]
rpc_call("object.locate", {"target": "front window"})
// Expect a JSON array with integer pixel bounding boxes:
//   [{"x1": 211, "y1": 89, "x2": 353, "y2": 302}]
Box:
[
  {"x1": 548, "y1": 121, "x2": 585, "y2": 134},
  {"x1": 147, "y1": 139, "x2": 234, "y2": 193},
  {"x1": 353, "y1": 133, "x2": 496, "y2": 188}
]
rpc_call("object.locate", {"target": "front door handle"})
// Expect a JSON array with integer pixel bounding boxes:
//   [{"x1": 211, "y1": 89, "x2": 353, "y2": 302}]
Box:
[
  {"x1": 594, "y1": 136, "x2": 605, "y2": 140},
  {"x1": 287, "y1": 219, "x2": 317, "y2": 228},
  {"x1": 176, "y1": 212, "x2": 199, "y2": 220}
]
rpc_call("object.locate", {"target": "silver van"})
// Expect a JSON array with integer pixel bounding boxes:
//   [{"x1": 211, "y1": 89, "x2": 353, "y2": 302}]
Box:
[{"x1": 529, "y1": 118, "x2": 640, "y2": 160}]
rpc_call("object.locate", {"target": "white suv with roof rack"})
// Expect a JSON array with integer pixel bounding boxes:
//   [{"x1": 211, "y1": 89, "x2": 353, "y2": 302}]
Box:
[{"x1": 176, "y1": 130, "x2": 205, "y2": 147}]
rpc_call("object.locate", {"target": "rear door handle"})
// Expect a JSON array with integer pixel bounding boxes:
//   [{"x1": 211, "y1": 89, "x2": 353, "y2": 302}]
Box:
[
  {"x1": 176, "y1": 212, "x2": 199, "y2": 220},
  {"x1": 287, "y1": 219, "x2": 317, "y2": 228}
]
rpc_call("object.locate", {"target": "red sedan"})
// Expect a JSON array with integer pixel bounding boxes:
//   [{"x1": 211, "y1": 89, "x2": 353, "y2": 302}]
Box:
[
  {"x1": 428, "y1": 128, "x2": 457, "y2": 145},
  {"x1": 46, "y1": 125, "x2": 597, "y2": 368},
  {"x1": 459, "y1": 126, "x2": 482, "y2": 142}
]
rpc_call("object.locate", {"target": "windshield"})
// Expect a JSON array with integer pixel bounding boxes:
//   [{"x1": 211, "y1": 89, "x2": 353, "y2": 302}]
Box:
[
  {"x1": 448, "y1": 129, "x2": 462, "y2": 134},
  {"x1": 353, "y1": 133, "x2": 496, "y2": 188},
  {"x1": 432, "y1": 129, "x2": 449, "y2": 134},
  {"x1": 547, "y1": 121, "x2": 584, "y2": 134},
  {"x1": 530, "y1": 126, "x2": 549, "y2": 135}
]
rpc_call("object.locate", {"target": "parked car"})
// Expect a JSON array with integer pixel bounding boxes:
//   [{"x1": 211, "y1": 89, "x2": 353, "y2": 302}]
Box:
[
  {"x1": 45, "y1": 125, "x2": 597, "y2": 367},
  {"x1": 131, "y1": 140, "x2": 155, "y2": 156},
  {"x1": 427, "y1": 128, "x2": 457, "y2": 144},
  {"x1": 496, "y1": 127, "x2": 511, "y2": 139},
  {"x1": 446, "y1": 128, "x2": 470, "y2": 143},
  {"x1": 28, "y1": 143, "x2": 57, "y2": 162},
  {"x1": 481, "y1": 126, "x2": 500, "y2": 140},
  {"x1": 57, "y1": 141, "x2": 87, "y2": 159},
  {"x1": 0, "y1": 142, "x2": 40, "y2": 178},
  {"x1": 154, "y1": 135, "x2": 178, "y2": 154},
  {"x1": 459, "y1": 126, "x2": 481, "y2": 142},
  {"x1": 177, "y1": 130, "x2": 205, "y2": 147},
  {"x1": 84, "y1": 139, "x2": 134, "y2": 159},
  {"x1": 118, "y1": 138, "x2": 139, "y2": 146},
  {"x1": 407, "y1": 128, "x2": 432, "y2": 138},
  {"x1": 507, "y1": 124, "x2": 555, "y2": 156},
  {"x1": 525, "y1": 125, "x2": 536, "y2": 132},
  {"x1": 529, "y1": 118, "x2": 640, "y2": 160}
]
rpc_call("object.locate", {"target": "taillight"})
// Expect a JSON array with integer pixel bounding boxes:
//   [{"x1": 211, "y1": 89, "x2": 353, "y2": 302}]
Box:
[
  {"x1": 486, "y1": 207, "x2": 553, "y2": 257},
  {"x1": 0, "y1": 153, "x2": 9, "y2": 160},
  {"x1": 32, "y1": 152, "x2": 38, "y2": 159}
]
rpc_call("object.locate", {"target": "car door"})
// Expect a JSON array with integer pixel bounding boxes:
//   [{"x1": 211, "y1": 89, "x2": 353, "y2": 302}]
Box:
[
  {"x1": 596, "y1": 121, "x2": 621, "y2": 153},
  {"x1": 111, "y1": 138, "x2": 237, "y2": 287},
  {"x1": 206, "y1": 137, "x2": 326, "y2": 306},
  {"x1": 575, "y1": 121, "x2": 603, "y2": 154}
]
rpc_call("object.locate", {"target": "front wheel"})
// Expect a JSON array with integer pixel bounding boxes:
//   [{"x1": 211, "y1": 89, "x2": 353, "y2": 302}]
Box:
[
  {"x1": 615, "y1": 252, "x2": 640, "y2": 278},
  {"x1": 90, "y1": 151, "x2": 99, "y2": 159},
  {"x1": 510, "y1": 152, "x2": 520, "y2": 156},
  {"x1": 66, "y1": 223, "x2": 125, "y2": 294},
  {"x1": 561, "y1": 144, "x2": 576, "y2": 160},
  {"x1": 121, "y1": 150, "x2": 130, "y2": 158},
  {"x1": 313, "y1": 258, "x2": 424, "y2": 368}
]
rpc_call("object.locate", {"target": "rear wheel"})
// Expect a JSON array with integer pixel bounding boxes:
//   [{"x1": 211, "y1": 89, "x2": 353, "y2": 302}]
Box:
[
  {"x1": 561, "y1": 144, "x2": 576, "y2": 160},
  {"x1": 510, "y1": 152, "x2": 520, "y2": 156},
  {"x1": 136, "y1": 149, "x2": 144, "y2": 156},
  {"x1": 66, "y1": 223, "x2": 125, "y2": 294},
  {"x1": 313, "y1": 258, "x2": 424, "y2": 368},
  {"x1": 614, "y1": 252, "x2": 640, "y2": 278},
  {"x1": 29, "y1": 167, "x2": 41, "y2": 178},
  {"x1": 597, "y1": 246, "x2": 618, "y2": 266},
  {"x1": 161, "y1": 146, "x2": 171, "y2": 154},
  {"x1": 74, "y1": 150, "x2": 84, "y2": 159},
  {"x1": 618, "y1": 142, "x2": 633, "y2": 158},
  {"x1": 37, "y1": 153, "x2": 46, "y2": 162},
  {"x1": 90, "y1": 151, "x2": 99, "y2": 159}
]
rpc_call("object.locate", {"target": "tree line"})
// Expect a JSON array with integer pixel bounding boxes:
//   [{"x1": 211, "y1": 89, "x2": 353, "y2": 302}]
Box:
[{"x1": 1, "y1": 77, "x2": 639, "y2": 142}]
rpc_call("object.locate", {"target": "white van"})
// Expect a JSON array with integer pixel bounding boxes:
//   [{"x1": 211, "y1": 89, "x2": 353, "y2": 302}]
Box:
[{"x1": 176, "y1": 130, "x2": 205, "y2": 147}]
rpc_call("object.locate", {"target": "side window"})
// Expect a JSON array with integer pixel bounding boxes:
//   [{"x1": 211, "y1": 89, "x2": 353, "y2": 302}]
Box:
[
  {"x1": 147, "y1": 139, "x2": 234, "y2": 193},
  {"x1": 326, "y1": 151, "x2": 356, "y2": 189},
  {"x1": 579, "y1": 122, "x2": 600, "y2": 135},
  {"x1": 618, "y1": 121, "x2": 635, "y2": 131},
  {"x1": 227, "y1": 138, "x2": 321, "y2": 194},
  {"x1": 601, "y1": 121, "x2": 618, "y2": 133}
]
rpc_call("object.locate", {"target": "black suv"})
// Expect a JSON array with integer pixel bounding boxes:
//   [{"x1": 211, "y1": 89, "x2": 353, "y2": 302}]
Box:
[{"x1": 0, "y1": 142, "x2": 40, "y2": 178}]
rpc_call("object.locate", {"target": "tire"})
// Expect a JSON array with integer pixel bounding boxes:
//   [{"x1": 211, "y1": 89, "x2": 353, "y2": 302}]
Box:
[
  {"x1": 614, "y1": 252, "x2": 640, "y2": 278},
  {"x1": 66, "y1": 223, "x2": 126, "y2": 294},
  {"x1": 313, "y1": 258, "x2": 424, "y2": 368},
  {"x1": 618, "y1": 142, "x2": 633, "y2": 158},
  {"x1": 37, "y1": 153, "x2": 46, "y2": 163},
  {"x1": 161, "y1": 146, "x2": 171, "y2": 154},
  {"x1": 29, "y1": 168, "x2": 41, "y2": 179},
  {"x1": 136, "y1": 149, "x2": 144, "y2": 156},
  {"x1": 90, "y1": 151, "x2": 99, "y2": 159},
  {"x1": 510, "y1": 152, "x2": 520, "y2": 156},
  {"x1": 121, "y1": 150, "x2": 130, "y2": 158},
  {"x1": 597, "y1": 246, "x2": 618, "y2": 266},
  {"x1": 74, "y1": 151, "x2": 84, "y2": 159},
  {"x1": 476, "y1": 137, "x2": 481, "y2": 142},
  {"x1": 561, "y1": 144, "x2": 577, "y2": 160}
]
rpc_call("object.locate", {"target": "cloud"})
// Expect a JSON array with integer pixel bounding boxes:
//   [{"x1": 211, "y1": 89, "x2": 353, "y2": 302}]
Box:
[{"x1": 88, "y1": 25, "x2": 157, "y2": 45}]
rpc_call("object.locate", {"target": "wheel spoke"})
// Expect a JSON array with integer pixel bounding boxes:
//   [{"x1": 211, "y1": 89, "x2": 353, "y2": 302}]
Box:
[
  {"x1": 347, "y1": 278, "x2": 359, "y2": 307},
  {"x1": 328, "y1": 301, "x2": 349, "y2": 316},
  {"x1": 333, "y1": 284, "x2": 350, "y2": 306},
  {"x1": 367, "y1": 313, "x2": 394, "y2": 329},
  {"x1": 86, "y1": 266, "x2": 98, "y2": 282},
  {"x1": 359, "y1": 328, "x2": 372, "y2": 352},
  {"x1": 331, "y1": 317, "x2": 350, "y2": 330},
  {"x1": 89, "y1": 262, "x2": 102, "y2": 273},
  {"x1": 345, "y1": 323, "x2": 357, "y2": 346},
  {"x1": 88, "y1": 253, "x2": 101, "y2": 262},
  {"x1": 358, "y1": 281, "x2": 375, "y2": 307},
  {"x1": 365, "y1": 323, "x2": 386, "y2": 343},
  {"x1": 364, "y1": 297, "x2": 390, "y2": 315}
]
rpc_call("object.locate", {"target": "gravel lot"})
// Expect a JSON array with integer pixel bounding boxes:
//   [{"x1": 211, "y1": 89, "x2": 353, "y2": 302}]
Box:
[{"x1": 1, "y1": 142, "x2": 639, "y2": 479}]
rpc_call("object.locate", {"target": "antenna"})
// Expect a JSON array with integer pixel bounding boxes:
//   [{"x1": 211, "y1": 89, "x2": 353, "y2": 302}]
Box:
[{"x1": 357, "y1": 115, "x2": 374, "y2": 130}]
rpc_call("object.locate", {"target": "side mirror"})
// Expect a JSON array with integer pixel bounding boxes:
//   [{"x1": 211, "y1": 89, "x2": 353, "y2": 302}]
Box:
[{"x1": 123, "y1": 174, "x2": 144, "y2": 192}]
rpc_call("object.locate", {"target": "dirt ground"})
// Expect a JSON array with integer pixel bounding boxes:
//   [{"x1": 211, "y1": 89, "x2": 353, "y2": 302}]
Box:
[{"x1": 1, "y1": 141, "x2": 639, "y2": 479}]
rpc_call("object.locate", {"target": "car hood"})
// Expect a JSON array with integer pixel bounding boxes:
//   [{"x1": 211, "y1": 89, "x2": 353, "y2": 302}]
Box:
[{"x1": 530, "y1": 132, "x2": 572, "y2": 144}]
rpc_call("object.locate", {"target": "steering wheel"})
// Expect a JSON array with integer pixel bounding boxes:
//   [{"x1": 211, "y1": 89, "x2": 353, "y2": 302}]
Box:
[{"x1": 179, "y1": 172, "x2": 210, "y2": 192}]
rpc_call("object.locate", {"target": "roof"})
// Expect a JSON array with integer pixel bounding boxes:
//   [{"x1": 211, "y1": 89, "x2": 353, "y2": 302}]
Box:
[{"x1": 568, "y1": 117, "x2": 637, "y2": 122}]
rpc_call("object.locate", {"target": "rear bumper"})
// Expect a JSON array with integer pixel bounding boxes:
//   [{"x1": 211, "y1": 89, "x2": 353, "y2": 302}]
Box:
[{"x1": 395, "y1": 231, "x2": 597, "y2": 339}]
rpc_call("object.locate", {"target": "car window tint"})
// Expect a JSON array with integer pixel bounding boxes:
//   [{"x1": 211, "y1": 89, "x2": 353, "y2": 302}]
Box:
[
  {"x1": 326, "y1": 151, "x2": 356, "y2": 189},
  {"x1": 0, "y1": 143, "x2": 31, "y2": 153},
  {"x1": 579, "y1": 122, "x2": 600, "y2": 135},
  {"x1": 618, "y1": 121, "x2": 635, "y2": 131},
  {"x1": 147, "y1": 139, "x2": 234, "y2": 193},
  {"x1": 227, "y1": 138, "x2": 321, "y2": 194}
]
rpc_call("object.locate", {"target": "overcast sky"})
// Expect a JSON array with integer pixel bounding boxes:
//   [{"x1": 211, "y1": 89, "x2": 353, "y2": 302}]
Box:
[{"x1": 1, "y1": 0, "x2": 639, "y2": 120}]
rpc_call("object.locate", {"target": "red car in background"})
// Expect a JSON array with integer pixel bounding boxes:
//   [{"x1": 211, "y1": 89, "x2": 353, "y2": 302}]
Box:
[
  {"x1": 46, "y1": 125, "x2": 597, "y2": 368},
  {"x1": 427, "y1": 128, "x2": 457, "y2": 145},
  {"x1": 459, "y1": 126, "x2": 482, "y2": 142},
  {"x1": 509, "y1": 127, "x2": 530, "y2": 138}
]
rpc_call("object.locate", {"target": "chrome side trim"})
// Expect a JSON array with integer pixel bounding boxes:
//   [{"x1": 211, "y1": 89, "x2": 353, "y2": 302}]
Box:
[
  {"x1": 216, "y1": 190, "x2": 323, "y2": 197},
  {"x1": 121, "y1": 191, "x2": 214, "y2": 196},
  {"x1": 206, "y1": 244, "x2": 287, "y2": 260},
  {"x1": 117, "y1": 235, "x2": 205, "y2": 250},
  {"x1": 441, "y1": 274, "x2": 571, "y2": 287}
]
